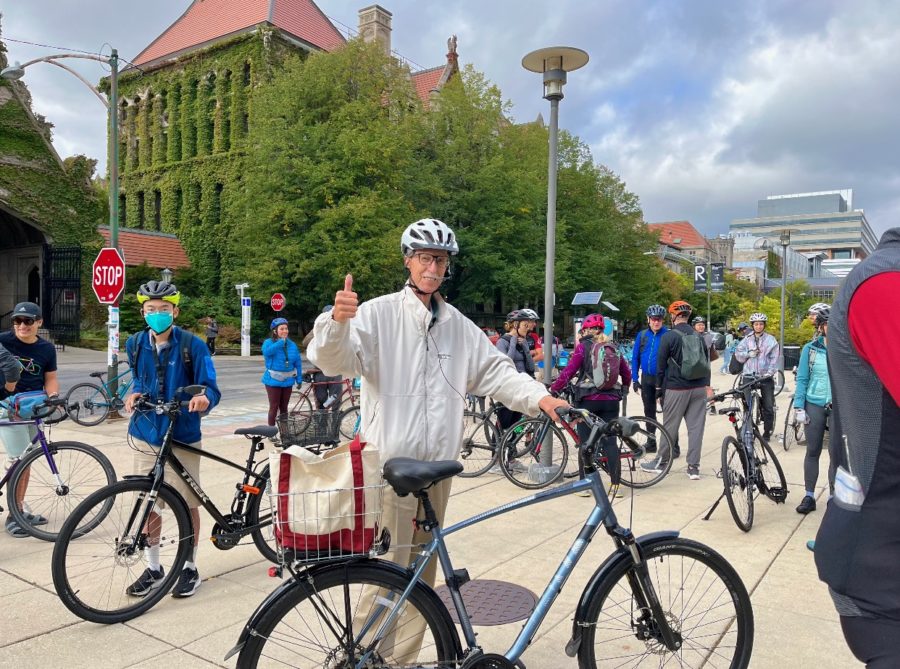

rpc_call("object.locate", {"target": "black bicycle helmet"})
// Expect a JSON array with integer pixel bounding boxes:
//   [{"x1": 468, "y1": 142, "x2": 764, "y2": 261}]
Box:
[
  {"x1": 646, "y1": 304, "x2": 666, "y2": 318},
  {"x1": 814, "y1": 306, "x2": 830, "y2": 327},
  {"x1": 137, "y1": 280, "x2": 181, "y2": 306},
  {"x1": 691, "y1": 316, "x2": 706, "y2": 325}
]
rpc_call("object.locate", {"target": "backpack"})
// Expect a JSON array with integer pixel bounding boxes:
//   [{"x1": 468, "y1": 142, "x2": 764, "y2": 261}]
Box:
[
  {"x1": 574, "y1": 339, "x2": 621, "y2": 399},
  {"x1": 130, "y1": 327, "x2": 196, "y2": 384},
  {"x1": 674, "y1": 329, "x2": 711, "y2": 380}
]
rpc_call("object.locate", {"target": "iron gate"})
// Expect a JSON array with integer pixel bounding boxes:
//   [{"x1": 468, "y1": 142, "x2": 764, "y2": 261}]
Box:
[{"x1": 42, "y1": 244, "x2": 81, "y2": 344}]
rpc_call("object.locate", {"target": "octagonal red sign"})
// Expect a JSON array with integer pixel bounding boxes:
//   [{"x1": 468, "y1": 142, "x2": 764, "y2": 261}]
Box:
[
  {"x1": 271, "y1": 293, "x2": 286, "y2": 312},
  {"x1": 92, "y1": 248, "x2": 126, "y2": 305}
]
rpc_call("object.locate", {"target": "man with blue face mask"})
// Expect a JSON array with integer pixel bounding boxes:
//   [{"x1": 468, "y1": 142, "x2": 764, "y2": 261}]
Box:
[{"x1": 123, "y1": 280, "x2": 221, "y2": 599}]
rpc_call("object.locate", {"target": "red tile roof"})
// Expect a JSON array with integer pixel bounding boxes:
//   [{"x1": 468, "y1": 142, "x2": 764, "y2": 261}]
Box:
[
  {"x1": 98, "y1": 226, "x2": 191, "y2": 269},
  {"x1": 647, "y1": 221, "x2": 710, "y2": 250},
  {"x1": 133, "y1": 0, "x2": 345, "y2": 67},
  {"x1": 410, "y1": 66, "x2": 444, "y2": 104}
]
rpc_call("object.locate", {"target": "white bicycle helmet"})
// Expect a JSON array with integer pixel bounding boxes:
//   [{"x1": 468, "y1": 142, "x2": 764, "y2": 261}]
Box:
[
  {"x1": 749, "y1": 312, "x2": 768, "y2": 323},
  {"x1": 401, "y1": 218, "x2": 459, "y2": 256},
  {"x1": 519, "y1": 308, "x2": 540, "y2": 321},
  {"x1": 808, "y1": 302, "x2": 831, "y2": 315}
]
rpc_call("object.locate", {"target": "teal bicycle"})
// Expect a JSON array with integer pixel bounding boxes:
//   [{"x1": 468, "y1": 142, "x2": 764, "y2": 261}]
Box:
[{"x1": 65, "y1": 366, "x2": 134, "y2": 426}]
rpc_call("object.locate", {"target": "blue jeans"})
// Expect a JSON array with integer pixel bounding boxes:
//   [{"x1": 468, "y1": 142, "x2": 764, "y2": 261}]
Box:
[{"x1": 721, "y1": 345, "x2": 735, "y2": 373}]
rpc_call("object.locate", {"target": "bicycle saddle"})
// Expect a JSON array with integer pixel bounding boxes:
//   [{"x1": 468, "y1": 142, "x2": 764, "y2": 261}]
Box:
[
  {"x1": 718, "y1": 408, "x2": 739, "y2": 415},
  {"x1": 234, "y1": 425, "x2": 279, "y2": 438},
  {"x1": 383, "y1": 458, "x2": 463, "y2": 496},
  {"x1": 89, "y1": 372, "x2": 105, "y2": 378}
]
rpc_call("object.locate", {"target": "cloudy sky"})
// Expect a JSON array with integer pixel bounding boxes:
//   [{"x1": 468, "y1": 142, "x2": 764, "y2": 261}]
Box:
[{"x1": 3, "y1": 0, "x2": 898, "y2": 237}]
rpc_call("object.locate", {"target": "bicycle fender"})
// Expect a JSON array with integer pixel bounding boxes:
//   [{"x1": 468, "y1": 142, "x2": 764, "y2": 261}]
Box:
[
  {"x1": 565, "y1": 531, "x2": 680, "y2": 658},
  {"x1": 224, "y1": 558, "x2": 463, "y2": 662}
]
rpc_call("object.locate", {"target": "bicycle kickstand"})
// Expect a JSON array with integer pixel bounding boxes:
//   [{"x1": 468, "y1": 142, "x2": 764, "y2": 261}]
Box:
[{"x1": 703, "y1": 491, "x2": 725, "y2": 521}]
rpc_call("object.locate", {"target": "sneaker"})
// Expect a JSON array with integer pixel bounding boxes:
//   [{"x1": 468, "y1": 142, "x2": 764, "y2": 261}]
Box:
[
  {"x1": 126, "y1": 567, "x2": 166, "y2": 597},
  {"x1": 762, "y1": 432, "x2": 772, "y2": 442},
  {"x1": 22, "y1": 512, "x2": 48, "y2": 526},
  {"x1": 608, "y1": 484, "x2": 624, "y2": 499},
  {"x1": 806, "y1": 540, "x2": 816, "y2": 552},
  {"x1": 645, "y1": 439, "x2": 657, "y2": 454},
  {"x1": 575, "y1": 490, "x2": 592, "y2": 498},
  {"x1": 172, "y1": 567, "x2": 201, "y2": 598},
  {"x1": 687, "y1": 465, "x2": 701, "y2": 480},
  {"x1": 5, "y1": 517, "x2": 28, "y2": 538},
  {"x1": 672, "y1": 444, "x2": 681, "y2": 459},
  {"x1": 506, "y1": 459, "x2": 528, "y2": 474},
  {"x1": 796, "y1": 496, "x2": 816, "y2": 514},
  {"x1": 640, "y1": 458, "x2": 666, "y2": 474}
]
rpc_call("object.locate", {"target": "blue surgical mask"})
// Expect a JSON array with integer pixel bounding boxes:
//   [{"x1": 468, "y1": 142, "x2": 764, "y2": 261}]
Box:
[{"x1": 144, "y1": 312, "x2": 174, "y2": 334}]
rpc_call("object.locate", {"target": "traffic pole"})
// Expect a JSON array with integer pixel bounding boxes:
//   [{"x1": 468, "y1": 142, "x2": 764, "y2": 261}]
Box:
[{"x1": 107, "y1": 49, "x2": 121, "y2": 406}]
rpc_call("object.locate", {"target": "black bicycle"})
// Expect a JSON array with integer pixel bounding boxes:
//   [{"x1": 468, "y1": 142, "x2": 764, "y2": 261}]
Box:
[
  {"x1": 706, "y1": 376, "x2": 788, "y2": 531},
  {"x1": 51, "y1": 386, "x2": 277, "y2": 623}
]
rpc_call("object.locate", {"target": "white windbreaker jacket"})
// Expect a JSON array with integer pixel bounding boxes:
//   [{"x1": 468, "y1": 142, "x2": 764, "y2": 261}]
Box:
[{"x1": 308, "y1": 286, "x2": 549, "y2": 463}]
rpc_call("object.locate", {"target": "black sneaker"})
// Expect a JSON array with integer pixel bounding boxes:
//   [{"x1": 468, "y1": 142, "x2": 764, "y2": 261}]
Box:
[
  {"x1": 673, "y1": 444, "x2": 681, "y2": 459},
  {"x1": 172, "y1": 566, "x2": 201, "y2": 598},
  {"x1": 645, "y1": 438, "x2": 657, "y2": 454},
  {"x1": 796, "y1": 496, "x2": 816, "y2": 514},
  {"x1": 126, "y1": 567, "x2": 165, "y2": 597}
]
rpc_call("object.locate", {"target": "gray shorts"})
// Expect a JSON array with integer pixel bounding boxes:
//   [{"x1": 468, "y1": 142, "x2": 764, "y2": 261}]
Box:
[{"x1": 133, "y1": 440, "x2": 202, "y2": 508}]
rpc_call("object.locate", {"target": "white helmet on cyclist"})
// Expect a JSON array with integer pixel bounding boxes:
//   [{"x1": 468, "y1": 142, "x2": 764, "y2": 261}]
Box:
[
  {"x1": 400, "y1": 218, "x2": 459, "y2": 257},
  {"x1": 808, "y1": 302, "x2": 831, "y2": 316},
  {"x1": 518, "y1": 308, "x2": 540, "y2": 321},
  {"x1": 749, "y1": 312, "x2": 768, "y2": 324}
]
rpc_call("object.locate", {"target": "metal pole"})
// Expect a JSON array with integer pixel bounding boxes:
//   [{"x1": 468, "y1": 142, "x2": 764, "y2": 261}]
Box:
[
  {"x1": 542, "y1": 97, "x2": 559, "y2": 386},
  {"x1": 706, "y1": 260, "x2": 711, "y2": 327},
  {"x1": 779, "y1": 241, "x2": 787, "y2": 358},
  {"x1": 107, "y1": 49, "x2": 120, "y2": 397}
]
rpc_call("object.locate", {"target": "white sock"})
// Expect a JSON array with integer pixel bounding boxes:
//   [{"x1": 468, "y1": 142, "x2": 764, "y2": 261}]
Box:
[
  {"x1": 192, "y1": 545, "x2": 198, "y2": 562},
  {"x1": 183, "y1": 560, "x2": 196, "y2": 571},
  {"x1": 148, "y1": 546, "x2": 161, "y2": 572}
]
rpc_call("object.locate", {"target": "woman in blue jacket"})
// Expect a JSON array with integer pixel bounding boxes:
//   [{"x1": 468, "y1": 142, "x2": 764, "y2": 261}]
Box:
[
  {"x1": 794, "y1": 308, "x2": 836, "y2": 515},
  {"x1": 262, "y1": 317, "x2": 302, "y2": 426}
]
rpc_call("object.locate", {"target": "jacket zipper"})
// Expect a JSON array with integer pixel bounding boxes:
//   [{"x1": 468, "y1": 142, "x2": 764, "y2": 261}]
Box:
[{"x1": 423, "y1": 314, "x2": 430, "y2": 460}]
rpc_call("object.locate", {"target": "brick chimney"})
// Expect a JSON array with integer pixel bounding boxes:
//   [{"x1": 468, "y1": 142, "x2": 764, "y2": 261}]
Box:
[{"x1": 358, "y1": 5, "x2": 392, "y2": 56}]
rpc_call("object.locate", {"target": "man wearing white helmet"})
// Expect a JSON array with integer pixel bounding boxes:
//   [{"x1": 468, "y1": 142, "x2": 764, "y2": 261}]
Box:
[{"x1": 308, "y1": 217, "x2": 568, "y2": 662}]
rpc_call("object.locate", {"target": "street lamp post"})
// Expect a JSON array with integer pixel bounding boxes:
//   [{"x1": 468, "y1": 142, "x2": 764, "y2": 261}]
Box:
[
  {"x1": 2, "y1": 49, "x2": 121, "y2": 382},
  {"x1": 161, "y1": 267, "x2": 174, "y2": 284},
  {"x1": 778, "y1": 229, "x2": 791, "y2": 362},
  {"x1": 522, "y1": 46, "x2": 589, "y2": 386}
]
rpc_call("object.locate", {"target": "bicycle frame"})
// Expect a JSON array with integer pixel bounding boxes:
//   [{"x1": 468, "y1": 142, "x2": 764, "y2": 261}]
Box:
[
  {"x1": 0, "y1": 413, "x2": 63, "y2": 487},
  {"x1": 355, "y1": 422, "x2": 680, "y2": 667}
]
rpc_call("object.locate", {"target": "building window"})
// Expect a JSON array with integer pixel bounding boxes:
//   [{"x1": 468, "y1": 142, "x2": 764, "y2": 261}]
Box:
[
  {"x1": 137, "y1": 191, "x2": 145, "y2": 229},
  {"x1": 243, "y1": 61, "x2": 251, "y2": 87},
  {"x1": 832, "y1": 249, "x2": 852, "y2": 259},
  {"x1": 153, "y1": 190, "x2": 162, "y2": 231}
]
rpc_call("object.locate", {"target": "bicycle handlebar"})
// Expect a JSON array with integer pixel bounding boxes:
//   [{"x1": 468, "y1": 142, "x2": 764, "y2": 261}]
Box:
[{"x1": 133, "y1": 385, "x2": 207, "y2": 415}]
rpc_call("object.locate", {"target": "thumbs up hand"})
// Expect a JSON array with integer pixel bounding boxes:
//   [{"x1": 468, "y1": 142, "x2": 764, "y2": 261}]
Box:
[{"x1": 333, "y1": 274, "x2": 358, "y2": 323}]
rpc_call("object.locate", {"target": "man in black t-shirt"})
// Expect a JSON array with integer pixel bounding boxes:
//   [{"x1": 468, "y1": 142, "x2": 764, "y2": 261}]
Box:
[{"x1": 0, "y1": 302, "x2": 59, "y2": 537}]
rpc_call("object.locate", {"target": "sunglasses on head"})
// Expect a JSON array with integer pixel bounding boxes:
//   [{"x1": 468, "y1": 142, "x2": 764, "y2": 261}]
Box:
[{"x1": 13, "y1": 318, "x2": 35, "y2": 326}]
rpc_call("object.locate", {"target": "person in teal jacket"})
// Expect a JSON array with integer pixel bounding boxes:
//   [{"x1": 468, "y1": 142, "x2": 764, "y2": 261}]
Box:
[
  {"x1": 262, "y1": 317, "x2": 303, "y2": 426},
  {"x1": 794, "y1": 308, "x2": 837, "y2": 515}
]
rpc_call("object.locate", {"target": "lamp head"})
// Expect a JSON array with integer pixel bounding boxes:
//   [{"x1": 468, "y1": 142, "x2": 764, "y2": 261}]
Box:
[
  {"x1": 160, "y1": 267, "x2": 174, "y2": 283},
  {"x1": 522, "y1": 47, "x2": 589, "y2": 101},
  {"x1": 1, "y1": 62, "x2": 26, "y2": 81}
]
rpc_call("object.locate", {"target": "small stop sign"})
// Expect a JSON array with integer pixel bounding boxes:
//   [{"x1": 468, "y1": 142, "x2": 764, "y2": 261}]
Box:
[
  {"x1": 271, "y1": 293, "x2": 286, "y2": 312},
  {"x1": 92, "y1": 248, "x2": 127, "y2": 305}
]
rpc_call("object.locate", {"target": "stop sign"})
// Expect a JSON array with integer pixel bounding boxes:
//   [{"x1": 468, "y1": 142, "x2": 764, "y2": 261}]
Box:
[
  {"x1": 271, "y1": 293, "x2": 286, "y2": 312},
  {"x1": 92, "y1": 248, "x2": 127, "y2": 305}
]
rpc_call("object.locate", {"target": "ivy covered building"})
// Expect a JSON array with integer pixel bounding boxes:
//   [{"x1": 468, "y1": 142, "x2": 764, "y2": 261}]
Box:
[{"x1": 114, "y1": 0, "x2": 458, "y2": 294}]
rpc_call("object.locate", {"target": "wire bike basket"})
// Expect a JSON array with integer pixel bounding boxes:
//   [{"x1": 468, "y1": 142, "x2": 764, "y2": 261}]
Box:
[{"x1": 278, "y1": 409, "x2": 342, "y2": 449}]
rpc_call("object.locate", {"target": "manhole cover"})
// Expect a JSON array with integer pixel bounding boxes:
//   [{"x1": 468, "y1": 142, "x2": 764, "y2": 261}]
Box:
[{"x1": 434, "y1": 579, "x2": 537, "y2": 626}]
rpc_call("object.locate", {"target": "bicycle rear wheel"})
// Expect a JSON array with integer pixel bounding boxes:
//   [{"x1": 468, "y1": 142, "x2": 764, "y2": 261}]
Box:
[
  {"x1": 781, "y1": 405, "x2": 805, "y2": 451},
  {"x1": 616, "y1": 416, "x2": 674, "y2": 489},
  {"x1": 65, "y1": 383, "x2": 113, "y2": 426},
  {"x1": 753, "y1": 434, "x2": 788, "y2": 504},
  {"x1": 339, "y1": 405, "x2": 360, "y2": 440},
  {"x1": 7, "y1": 441, "x2": 116, "y2": 541},
  {"x1": 722, "y1": 436, "x2": 754, "y2": 532},
  {"x1": 51, "y1": 479, "x2": 192, "y2": 624},
  {"x1": 247, "y1": 465, "x2": 278, "y2": 563},
  {"x1": 773, "y1": 369, "x2": 785, "y2": 396},
  {"x1": 458, "y1": 410, "x2": 500, "y2": 478},
  {"x1": 236, "y1": 562, "x2": 459, "y2": 668},
  {"x1": 578, "y1": 537, "x2": 754, "y2": 668},
  {"x1": 499, "y1": 418, "x2": 568, "y2": 489}
]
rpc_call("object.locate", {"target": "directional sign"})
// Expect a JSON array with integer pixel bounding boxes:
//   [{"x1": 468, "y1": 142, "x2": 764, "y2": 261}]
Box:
[
  {"x1": 695, "y1": 263, "x2": 725, "y2": 293},
  {"x1": 271, "y1": 293, "x2": 286, "y2": 312},
  {"x1": 92, "y1": 248, "x2": 126, "y2": 305}
]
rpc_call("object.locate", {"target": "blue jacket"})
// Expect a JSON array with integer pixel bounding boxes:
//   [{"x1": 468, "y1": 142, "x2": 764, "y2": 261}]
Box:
[
  {"x1": 794, "y1": 336, "x2": 831, "y2": 408},
  {"x1": 631, "y1": 326, "x2": 668, "y2": 380},
  {"x1": 126, "y1": 327, "x2": 221, "y2": 446},
  {"x1": 261, "y1": 337, "x2": 302, "y2": 387}
]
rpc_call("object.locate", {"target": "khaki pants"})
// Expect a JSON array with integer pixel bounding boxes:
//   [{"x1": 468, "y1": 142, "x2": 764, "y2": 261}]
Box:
[
  {"x1": 357, "y1": 477, "x2": 453, "y2": 663},
  {"x1": 133, "y1": 440, "x2": 202, "y2": 508}
]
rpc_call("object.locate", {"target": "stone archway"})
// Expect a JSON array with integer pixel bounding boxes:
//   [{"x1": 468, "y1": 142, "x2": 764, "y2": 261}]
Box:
[{"x1": 0, "y1": 204, "x2": 48, "y2": 323}]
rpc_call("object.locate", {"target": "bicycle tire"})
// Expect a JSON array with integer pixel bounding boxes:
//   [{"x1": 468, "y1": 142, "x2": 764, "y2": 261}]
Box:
[
  {"x1": 458, "y1": 409, "x2": 500, "y2": 478},
  {"x1": 236, "y1": 562, "x2": 459, "y2": 668},
  {"x1": 338, "y1": 404, "x2": 360, "y2": 440},
  {"x1": 499, "y1": 418, "x2": 568, "y2": 489},
  {"x1": 51, "y1": 479, "x2": 192, "y2": 624},
  {"x1": 781, "y1": 404, "x2": 805, "y2": 451},
  {"x1": 753, "y1": 434, "x2": 788, "y2": 504},
  {"x1": 7, "y1": 441, "x2": 116, "y2": 542},
  {"x1": 722, "y1": 436, "x2": 754, "y2": 532},
  {"x1": 288, "y1": 392, "x2": 313, "y2": 418},
  {"x1": 578, "y1": 537, "x2": 754, "y2": 668},
  {"x1": 773, "y1": 369, "x2": 785, "y2": 397},
  {"x1": 65, "y1": 382, "x2": 112, "y2": 426},
  {"x1": 615, "y1": 416, "x2": 674, "y2": 489},
  {"x1": 246, "y1": 465, "x2": 278, "y2": 563}
]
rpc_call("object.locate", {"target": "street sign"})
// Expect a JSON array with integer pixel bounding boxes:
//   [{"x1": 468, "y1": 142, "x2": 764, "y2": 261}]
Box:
[
  {"x1": 694, "y1": 263, "x2": 725, "y2": 293},
  {"x1": 271, "y1": 293, "x2": 286, "y2": 312},
  {"x1": 92, "y1": 248, "x2": 126, "y2": 305},
  {"x1": 693, "y1": 264, "x2": 707, "y2": 293}
]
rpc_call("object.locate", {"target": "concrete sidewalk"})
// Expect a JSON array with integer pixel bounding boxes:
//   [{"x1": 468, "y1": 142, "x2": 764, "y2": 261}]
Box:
[{"x1": 0, "y1": 369, "x2": 860, "y2": 668}]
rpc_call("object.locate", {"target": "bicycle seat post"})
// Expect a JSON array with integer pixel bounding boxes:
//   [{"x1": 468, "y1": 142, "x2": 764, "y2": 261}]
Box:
[{"x1": 413, "y1": 489, "x2": 440, "y2": 532}]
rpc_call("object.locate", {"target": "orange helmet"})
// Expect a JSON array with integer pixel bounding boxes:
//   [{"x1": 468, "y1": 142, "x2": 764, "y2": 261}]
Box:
[{"x1": 668, "y1": 300, "x2": 692, "y2": 316}]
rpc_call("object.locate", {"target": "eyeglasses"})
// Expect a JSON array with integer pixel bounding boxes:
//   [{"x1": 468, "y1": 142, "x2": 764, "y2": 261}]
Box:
[
  {"x1": 13, "y1": 318, "x2": 35, "y2": 326},
  {"x1": 413, "y1": 253, "x2": 450, "y2": 268},
  {"x1": 648, "y1": 316, "x2": 663, "y2": 322},
  {"x1": 144, "y1": 306, "x2": 175, "y2": 315}
]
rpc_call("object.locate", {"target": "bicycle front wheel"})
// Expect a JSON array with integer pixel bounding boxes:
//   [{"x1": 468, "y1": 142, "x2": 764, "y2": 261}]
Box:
[
  {"x1": 773, "y1": 369, "x2": 785, "y2": 396},
  {"x1": 616, "y1": 416, "x2": 674, "y2": 489},
  {"x1": 236, "y1": 562, "x2": 459, "y2": 668},
  {"x1": 65, "y1": 383, "x2": 112, "y2": 426},
  {"x1": 458, "y1": 409, "x2": 500, "y2": 478},
  {"x1": 7, "y1": 441, "x2": 116, "y2": 541},
  {"x1": 578, "y1": 537, "x2": 754, "y2": 668},
  {"x1": 722, "y1": 436, "x2": 754, "y2": 532},
  {"x1": 781, "y1": 405, "x2": 806, "y2": 451},
  {"x1": 339, "y1": 405, "x2": 360, "y2": 440},
  {"x1": 247, "y1": 465, "x2": 278, "y2": 563},
  {"x1": 51, "y1": 479, "x2": 192, "y2": 624},
  {"x1": 499, "y1": 418, "x2": 568, "y2": 489},
  {"x1": 753, "y1": 434, "x2": 788, "y2": 504}
]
